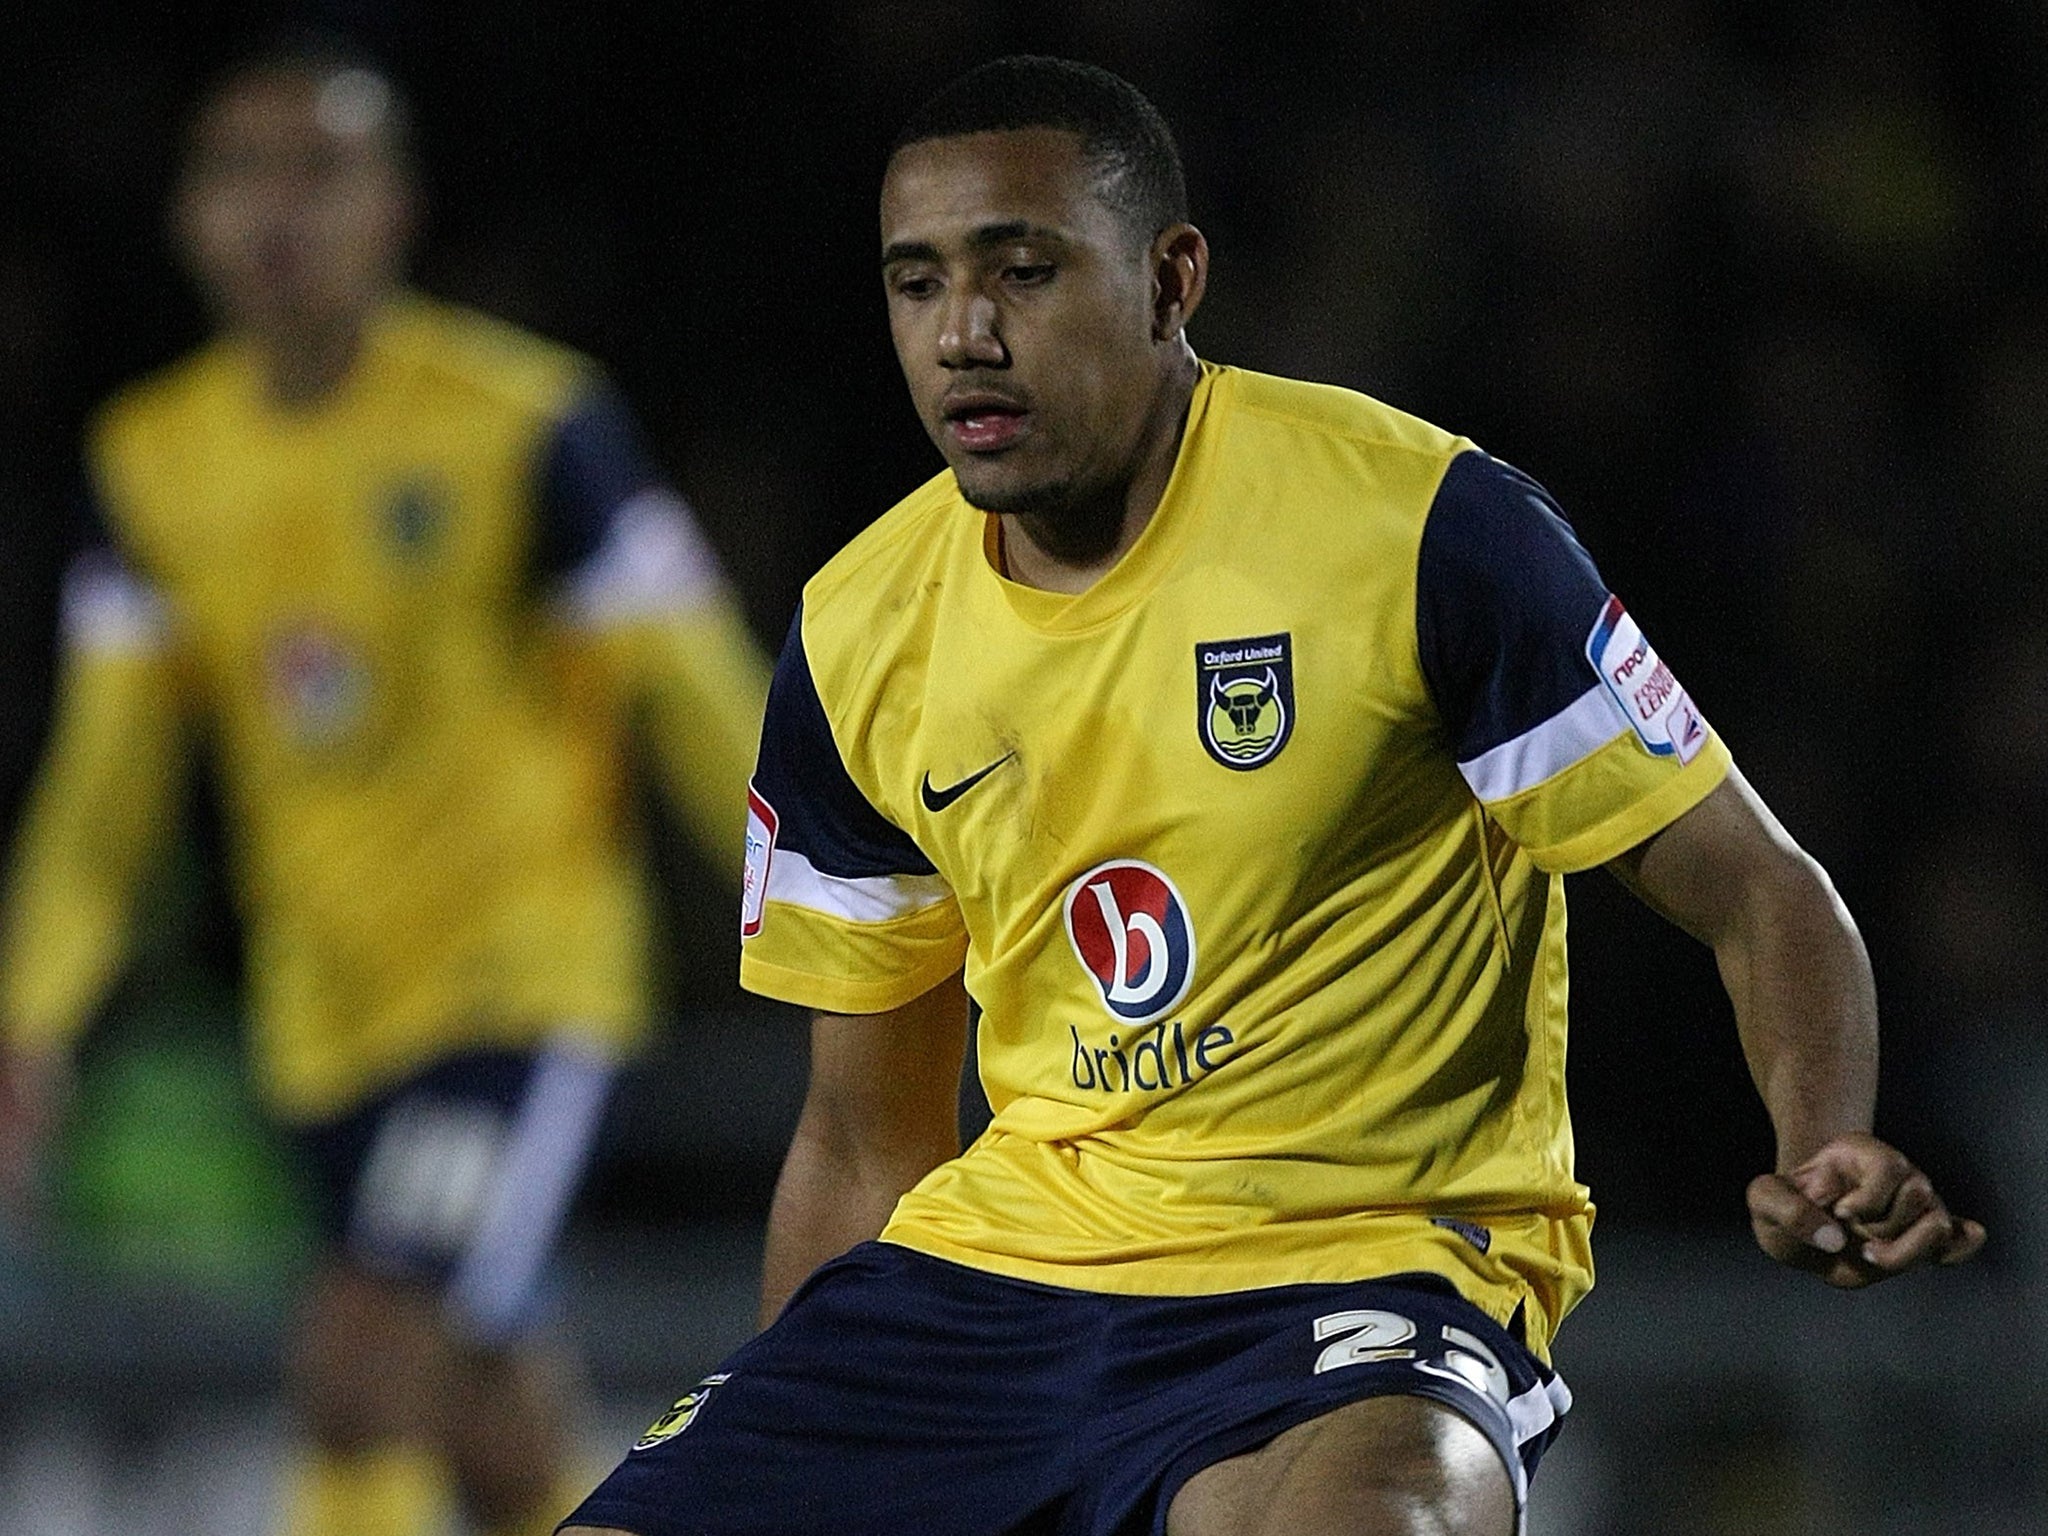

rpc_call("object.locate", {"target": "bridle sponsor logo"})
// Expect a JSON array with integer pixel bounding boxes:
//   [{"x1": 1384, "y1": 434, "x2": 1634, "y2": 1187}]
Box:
[
  {"x1": 1062, "y1": 858, "x2": 1227, "y2": 1094},
  {"x1": 1066, "y1": 1017, "x2": 1236, "y2": 1093},
  {"x1": 1063, "y1": 859, "x2": 1195, "y2": 1025},
  {"x1": 266, "y1": 622, "x2": 370, "y2": 746}
]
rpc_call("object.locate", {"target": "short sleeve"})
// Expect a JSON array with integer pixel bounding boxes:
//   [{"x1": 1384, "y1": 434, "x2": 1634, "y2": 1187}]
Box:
[
  {"x1": 739, "y1": 606, "x2": 968, "y2": 1013},
  {"x1": 1417, "y1": 451, "x2": 1730, "y2": 871},
  {"x1": 60, "y1": 477, "x2": 169, "y2": 654},
  {"x1": 537, "y1": 388, "x2": 728, "y2": 623}
]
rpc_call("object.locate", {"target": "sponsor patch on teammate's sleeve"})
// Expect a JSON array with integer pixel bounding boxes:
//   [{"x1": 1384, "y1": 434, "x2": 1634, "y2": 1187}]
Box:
[
  {"x1": 741, "y1": 784, "x2": 777, "y2": 937},
  {"x1": 1585, "y1": 597, "x2": 1707, "y2": 765}
]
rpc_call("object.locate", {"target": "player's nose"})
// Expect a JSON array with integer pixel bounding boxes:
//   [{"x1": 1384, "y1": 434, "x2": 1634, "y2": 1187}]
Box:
[{"x1": 938, "y1": 289, "x2": 1006, "y2": 370}]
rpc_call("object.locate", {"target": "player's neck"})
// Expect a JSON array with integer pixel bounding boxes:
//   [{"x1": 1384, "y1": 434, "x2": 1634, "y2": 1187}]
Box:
[
  {"x1": 251, "y1": 315, "x2": 369, "y2": 409},
  {"x1": 1000, "y1": 350, "x2": 1198, "y2": 596}
]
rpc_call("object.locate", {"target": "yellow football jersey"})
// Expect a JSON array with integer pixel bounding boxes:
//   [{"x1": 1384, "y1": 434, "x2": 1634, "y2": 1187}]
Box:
[
  {"x1": 2, "y1": 295, "x2": 768, "y2": 1120},
  {"x1": 738, "y1": 363, "x2": 1728, "y2": 1357}
]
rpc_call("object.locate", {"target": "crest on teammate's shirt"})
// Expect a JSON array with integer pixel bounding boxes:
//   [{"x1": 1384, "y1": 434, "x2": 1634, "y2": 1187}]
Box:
[
  {"x1": 384, "y1": 474, "x2": 448, "y2": 555},
  {"x1": 1195, "y1": 632, "x2": 1295, "y2": 770}
]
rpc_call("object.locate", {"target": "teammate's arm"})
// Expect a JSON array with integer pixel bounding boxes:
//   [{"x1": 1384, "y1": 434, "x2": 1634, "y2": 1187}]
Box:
[
  {"x1": 758, "y1": 970, "x2": 968, "y2": 1326},
  {"x1": 537, "y1": 388, "x2": 770, "y2": 887},
  {"x1": 1608, "y1": 766, "x2": 1985, "y2": 1286},
  {"x1": 614, "y1": 608, "x2": 770, "y2": 887},
  {"x1": 559, "y1": 594, "x2": 769, "y2": 886},
  {"x1": 1, "y1": 574, "x2": 188, "y2": 1210}
]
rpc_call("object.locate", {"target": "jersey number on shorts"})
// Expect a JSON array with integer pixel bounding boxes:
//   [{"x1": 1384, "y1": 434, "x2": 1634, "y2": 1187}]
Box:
[
  {"x1": 1311, "y1": 1310, "x2": 1420, "y2": 1372},
  {"x1": 1311, "y1": 1311, "x2": 1511, "y2": 1407}
]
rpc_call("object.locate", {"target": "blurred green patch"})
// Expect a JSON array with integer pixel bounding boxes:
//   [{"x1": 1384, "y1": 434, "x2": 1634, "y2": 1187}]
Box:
[
  {"x1": 52, "y1": 1016, "x2": 312, "y2": 1297},
  {"x1": 37, "y1": 804, "x2": 311, "y2": 1296}
]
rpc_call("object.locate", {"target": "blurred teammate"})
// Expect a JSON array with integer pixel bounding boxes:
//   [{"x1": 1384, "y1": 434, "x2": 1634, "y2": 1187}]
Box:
[
  {"x1": 563, "y1": 57, "x2": 1982, "y2": 1536},
  {"x1": 0, "y1": 38, "x2": 769, "y2": 1536}
]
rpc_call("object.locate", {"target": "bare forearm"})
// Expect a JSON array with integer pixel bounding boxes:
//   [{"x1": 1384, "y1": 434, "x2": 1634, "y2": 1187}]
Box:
[
  {"x1": 758, "y1": 1110, "x2": 941, "y2": 1326},
  {"x1": 1711, "y1": 850, "x2": 1878, "y2": 1169},
  {"x1": 1616, "y1": 770, "x2": 1877, "y2": 1170},
  {"x1": 755, "y1": 981, "x2": 970, "y2": 1327},
  {"x1": 1617, "y1": 770, "x2": 1981, "y2": 1284}
]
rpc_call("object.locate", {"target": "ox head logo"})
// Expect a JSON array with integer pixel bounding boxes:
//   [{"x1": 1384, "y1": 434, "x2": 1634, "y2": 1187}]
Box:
[
  {"x1": 633, "y1": 1373, "x2": 731, "y2": 1451},
  {"x1": 1213, "y1": 668, "x2": 1279, "y2": 735},
  {"x1": 1195, "y1": 633, "x2": 1295, "y2": 770}
]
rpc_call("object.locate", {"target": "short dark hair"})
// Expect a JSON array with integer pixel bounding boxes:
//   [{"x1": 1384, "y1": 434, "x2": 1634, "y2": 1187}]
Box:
[
  {"x1": 194, "y1": 30, "x2": 413, "y2": 167},
  {"x1": 891, "y1": 56, "x2": 1188, "y2": 239}
]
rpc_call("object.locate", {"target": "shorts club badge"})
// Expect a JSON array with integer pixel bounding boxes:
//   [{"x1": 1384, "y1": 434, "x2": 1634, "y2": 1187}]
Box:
[
  {"x1": 1195, "y1": 632, "x2": 1295, "y2": 770},
  {"x1": 633, "y1": 1373, "x2": 731, "y2": 1451}
]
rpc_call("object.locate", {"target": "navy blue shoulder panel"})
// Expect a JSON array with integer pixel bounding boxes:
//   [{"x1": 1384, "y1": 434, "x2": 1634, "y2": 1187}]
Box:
[
  {"x1": 531, "y1": 385, "x2": 664, "y2": 580},
  {"x1": 753, "y1": 604, "x2": 937, "y2": 879},
  {"x1": 73, "y1": 467, "x2": 114, "y2": 552},
  {"x1": 70, "y1": 466, "x2": 148, "y2": 576},
  {"x1": 1416, "y1": 451, "x2": 1613, "y2": 763}
]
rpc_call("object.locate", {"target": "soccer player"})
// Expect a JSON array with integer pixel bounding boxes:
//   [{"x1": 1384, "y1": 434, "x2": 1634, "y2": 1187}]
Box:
[
  {"x1": 0, "y1": 38, "x2": 769, "y2": 1536},
  {"x1": 561, "y1": 56, "x2": 1983, "y2": 1536}
]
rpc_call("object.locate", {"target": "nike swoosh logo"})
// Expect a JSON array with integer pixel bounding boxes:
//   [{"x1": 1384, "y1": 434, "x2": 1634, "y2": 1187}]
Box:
[{"x1": 920, "y1": 753, "x2": 1014, "y2": 813}]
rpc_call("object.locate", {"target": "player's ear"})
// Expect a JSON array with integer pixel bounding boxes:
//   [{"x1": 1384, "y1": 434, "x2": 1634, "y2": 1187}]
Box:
[
  {"x1": 166, "y1": 170, "x2": 203, "y2": 279},
  {"x1": 382, "y1": 165, "x2": 421, "y2": 270},
  {"x1": 1150, "y1": 223, "x2": 1208, "y2": 343}
]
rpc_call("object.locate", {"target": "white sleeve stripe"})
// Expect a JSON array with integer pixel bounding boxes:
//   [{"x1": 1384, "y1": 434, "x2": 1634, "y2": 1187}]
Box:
[
  {"x1": 1456, "y1": 684, "x2": 1627, "y2": 803},
  {"x1": 60, "y1": 556, "x2": 169, "y2": 653},
  {"x1": 558, "y1": 488, "x2": 724, "y2": 626},
  {"x1": 764, "y1": 845, "x2": 953, "y2": 924}
]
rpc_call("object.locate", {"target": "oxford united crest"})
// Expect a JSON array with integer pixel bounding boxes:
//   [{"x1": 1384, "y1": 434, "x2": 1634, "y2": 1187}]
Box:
[{"x1": 1195, "y1": 632, "x2": 1295, "y2": 770}]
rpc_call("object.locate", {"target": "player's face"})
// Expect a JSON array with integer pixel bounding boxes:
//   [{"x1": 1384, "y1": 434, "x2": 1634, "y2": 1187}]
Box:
[
  {"x1": 175, "y1": 69, "x2": 410, "y2": 345},
  {"x1": 880, "y1": 129, "x2": 1174, "y2": 521}
]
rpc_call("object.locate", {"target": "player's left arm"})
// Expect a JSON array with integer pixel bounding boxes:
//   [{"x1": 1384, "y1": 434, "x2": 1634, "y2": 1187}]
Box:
[
  {"x1": 1608, "y1": 766, "x2": 1986, "y2": 1287},
  {"x1": 536, "y1": 386, "x2": 771, "y2": 886}
]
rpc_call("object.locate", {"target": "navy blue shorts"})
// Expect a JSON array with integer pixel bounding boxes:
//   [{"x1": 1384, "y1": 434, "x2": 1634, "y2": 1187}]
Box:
[
  {"x1": 291, "y1": 1039, "x2": 614, "y2": 1343},
  {"x1": 565, "y1": 1241, "x2": 1569, "y2": 1536}
]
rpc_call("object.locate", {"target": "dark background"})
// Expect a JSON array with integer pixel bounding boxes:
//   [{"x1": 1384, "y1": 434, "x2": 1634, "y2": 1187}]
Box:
[{"x1": 3, "y1": 0, "x2": 2041, "y2": 1258}]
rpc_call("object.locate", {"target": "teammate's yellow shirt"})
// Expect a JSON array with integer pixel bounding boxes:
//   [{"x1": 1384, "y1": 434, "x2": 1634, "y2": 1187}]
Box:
[
  {"x1": 2, "y1": 295, "x2": 768, "y2": 1120},
  {"x1": 739, "y1": 363, "x2": 1728, "y2": 1357}
]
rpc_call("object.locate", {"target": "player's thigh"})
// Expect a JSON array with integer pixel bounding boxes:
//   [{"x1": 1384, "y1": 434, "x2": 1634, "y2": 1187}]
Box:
[
  {"x1": 567, "y1": 1244, "x2": 1079, "y2": 1536},
  {"x1": 287, "y1": 1259, "x2": 449, "y2": 1445},
  {"x1": 291, "y1": 1040, "x2": 614, "y2": 1339},
  {"x1": 1167, "y1": 1394, "x2": 1514, "y2": 1536},
  {"x1": 438, "y1": 1333, "x2": 577, "y2": 1515}
]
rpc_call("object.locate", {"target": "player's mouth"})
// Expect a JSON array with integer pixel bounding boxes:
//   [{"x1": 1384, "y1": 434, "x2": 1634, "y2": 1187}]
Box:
[{"x1": 942, "y1": 391, "x2": 1030, "y2": 453}]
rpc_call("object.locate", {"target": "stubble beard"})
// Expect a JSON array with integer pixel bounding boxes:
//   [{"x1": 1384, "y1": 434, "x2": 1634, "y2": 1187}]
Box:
[{"x1": 957, "y1": 465, "x2": 1130, "y2": 567}]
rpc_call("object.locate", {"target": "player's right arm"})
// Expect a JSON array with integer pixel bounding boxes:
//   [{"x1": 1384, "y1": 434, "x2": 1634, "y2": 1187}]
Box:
[
  {"x1": 1, "y1": 538, "x2": 188, "y2": 1209},
  {"x1": 758, "y1": 971, "x2": 968, "y2": 1325},
  {"x1": 739, "y1": 603, "x2": 971, "y2": 1323}
]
